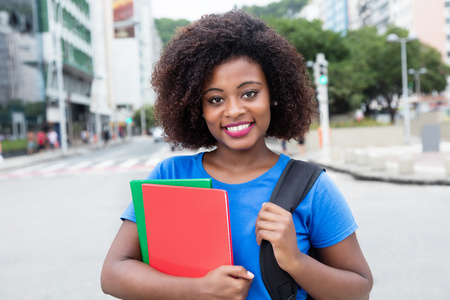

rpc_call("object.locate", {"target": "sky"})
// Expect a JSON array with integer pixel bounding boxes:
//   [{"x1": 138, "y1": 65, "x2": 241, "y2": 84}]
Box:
[{"x1": 151, "y1": 0, "x2": 277, "y2": 21}]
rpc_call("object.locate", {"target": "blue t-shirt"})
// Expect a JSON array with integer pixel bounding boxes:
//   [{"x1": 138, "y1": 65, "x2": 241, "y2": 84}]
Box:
[{"x1": 121, "y1": 152, "x2": 358, "y2": 300}]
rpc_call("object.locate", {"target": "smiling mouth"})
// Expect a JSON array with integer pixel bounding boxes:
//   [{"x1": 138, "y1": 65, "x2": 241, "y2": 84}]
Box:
[{"x1": 225, "y1": 123, "x2": 252, "y2": 132}]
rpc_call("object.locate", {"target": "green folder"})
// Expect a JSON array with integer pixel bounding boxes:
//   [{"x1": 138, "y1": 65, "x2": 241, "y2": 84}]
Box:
[{"x1": 130, "y1": 179, "x2": 213, "y2": 264}]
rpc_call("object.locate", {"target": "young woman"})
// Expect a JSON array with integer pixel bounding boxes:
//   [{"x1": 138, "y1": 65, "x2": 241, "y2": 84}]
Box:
[{"x1": 101, "y1": 10, "x2": 372, "y2": 300}]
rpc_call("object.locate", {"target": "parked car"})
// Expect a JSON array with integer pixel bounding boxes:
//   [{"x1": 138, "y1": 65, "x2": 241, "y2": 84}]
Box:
[{"x1": 151, "y1": 127, "x2": 165, "y2": 143}]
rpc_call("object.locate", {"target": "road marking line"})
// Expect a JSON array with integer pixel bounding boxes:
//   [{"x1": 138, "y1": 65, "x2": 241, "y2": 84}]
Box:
[
  {"x1": 92, "y1": 160, "x2": 116, "y2": 169},
  {"x1": 66, "y1": 161, "x2": 93, "y2": 170},
  {"x1": 118, "y1": 159, "x2": 139, "y2": 168},
  {"x1": 40, "y1": 162, "x2": 69, "y2": 172},
  {"x1": 145, "y1": 157, "x2": 160, "y2": 166},
  {"x1": 9, "y1": 163, "x2": 48, "y2": 174}
]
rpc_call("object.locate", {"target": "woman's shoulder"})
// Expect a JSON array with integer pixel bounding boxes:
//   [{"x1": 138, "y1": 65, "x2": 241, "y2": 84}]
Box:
[
  {"x1": 157, "y1": 152, "x2": 203, "y2": 167},
  {"x1": 148, "y1": 152, "x2": 205, "y2": 179}
]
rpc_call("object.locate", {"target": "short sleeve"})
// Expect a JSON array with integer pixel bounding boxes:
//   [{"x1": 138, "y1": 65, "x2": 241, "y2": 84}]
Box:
[
  {"x1": 119, "y1": 162, "x2": 163, "y2": 222},
  {"x1": 308, "y1": 172, "x2": 358, "y2": 248}
]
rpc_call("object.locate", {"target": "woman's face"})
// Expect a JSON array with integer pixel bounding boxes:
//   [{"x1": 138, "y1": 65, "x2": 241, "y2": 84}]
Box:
[{"x1": 202, "y1": 56, "x2": 271, "y2": 152}]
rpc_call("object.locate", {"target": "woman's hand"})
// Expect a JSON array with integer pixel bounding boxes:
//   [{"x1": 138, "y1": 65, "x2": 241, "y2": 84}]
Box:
[
  {"x1": 200, "y1": 265, "x2": 254, "y2": 300},
  {"x1": 255, "y1": 202, "x2": 302, "y2": 272}
]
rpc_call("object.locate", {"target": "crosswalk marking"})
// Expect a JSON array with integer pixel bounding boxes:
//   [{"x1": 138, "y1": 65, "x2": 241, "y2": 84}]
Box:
[
  {"x1": 145, "y1": 157, "x2": 160, "y2": 166},
  {"x1": 40, "y1": 162, "x2": 69, "y2": 172},
  {"x1": 66, "y1": 161, "x2": 93, "y2": 170},
  {"x1": 118, "y1": 159, "x2": 139, "y2": 168},
  {"x1": 8, "y1": 164, "x2": 46, "y2": 175},
  {"x1": 92, "y1": 160, "x2": 116, "y2": 169},
  {"x1": 0, "y1": 145, "x2": 185, "y2": 180}
]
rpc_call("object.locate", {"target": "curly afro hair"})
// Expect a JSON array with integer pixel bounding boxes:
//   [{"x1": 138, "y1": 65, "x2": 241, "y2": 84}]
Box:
[{"x1": 151, "y1": 10, "x2": 317, "y2": 150}]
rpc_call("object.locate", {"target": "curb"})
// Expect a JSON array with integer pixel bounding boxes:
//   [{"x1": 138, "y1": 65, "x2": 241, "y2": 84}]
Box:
[{"x1": 308, "y1": 158, "x2": 450, "y2": 186}]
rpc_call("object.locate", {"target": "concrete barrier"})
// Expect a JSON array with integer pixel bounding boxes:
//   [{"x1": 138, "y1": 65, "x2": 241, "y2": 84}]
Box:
[
  {"x1": 445, "y1": 156, "x2": 450, "y2": 176},
  {"x1": 399, "y1": 156, "x2": 414, "y2": 174},
  {"x1": 355, "y1": 149, "x2": 369, "y2": 166},
  {"x1": 370, "y1": 153, "x2": 386, "y2": 171},
  {"x1": 331, "y1": 148, "x2": 341, "y2": 161},
  {"x1": 306, "y1": 125, "x2": 404, "y2": 152},
  {"x1": 344, "y1": 149, "x2": 356, "y2": 163}
]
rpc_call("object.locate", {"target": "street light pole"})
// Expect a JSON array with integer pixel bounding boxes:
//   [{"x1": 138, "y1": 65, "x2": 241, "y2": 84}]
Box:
[
  {"x1": 387, "y1": 33, "x2": 417, "y2": 145},
  {"x1": 400, "y1": 39, "x2": 410, "y2": 144},
  {"x1": 408, "y1": 68, "x2": 427, "y2": 96}
]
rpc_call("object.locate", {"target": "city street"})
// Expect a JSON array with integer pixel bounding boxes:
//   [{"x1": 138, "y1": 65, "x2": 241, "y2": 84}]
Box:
[{"x1": 0, "y1": 137, "x2": 449, "y2": 299}]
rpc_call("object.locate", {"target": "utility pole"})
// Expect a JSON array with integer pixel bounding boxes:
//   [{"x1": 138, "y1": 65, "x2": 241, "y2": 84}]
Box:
[
  {"x1": 53, "y1": 0, "x2": 68, "y2": 154},
  {"x1": 387, "y1": 33, "x2": 417, "y2": 145},
  {"x1": 313, "y1": 53, "x2": 330, "y2": 159}
]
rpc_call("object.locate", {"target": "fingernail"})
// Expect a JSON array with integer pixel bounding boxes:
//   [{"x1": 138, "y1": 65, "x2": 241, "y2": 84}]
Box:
[
  {"x1": 247, "y1": 271, "x2": 254, "y2": 278},
  {"x1": 262, "y1": 202, "x2": 266, "y2": 207}
]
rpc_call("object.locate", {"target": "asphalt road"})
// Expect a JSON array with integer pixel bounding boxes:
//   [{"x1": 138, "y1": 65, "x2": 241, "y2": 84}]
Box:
[{"x1": 0, "y1": 138, "x2": 449, "y2": 299}]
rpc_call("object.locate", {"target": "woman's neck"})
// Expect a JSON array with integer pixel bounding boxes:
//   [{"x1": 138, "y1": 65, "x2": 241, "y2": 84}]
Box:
[{"x1": 202, "y1": 140, "x2": 279, "y2": 184}]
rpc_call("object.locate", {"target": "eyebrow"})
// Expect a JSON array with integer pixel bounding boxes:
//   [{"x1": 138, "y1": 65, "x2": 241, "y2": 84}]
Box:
[
  {"x1": 203, "y1": 81, "x2": 262, "y2": 96},
  {"x1": 238, "y1": 81, "x2": 262, "y2": 89}
]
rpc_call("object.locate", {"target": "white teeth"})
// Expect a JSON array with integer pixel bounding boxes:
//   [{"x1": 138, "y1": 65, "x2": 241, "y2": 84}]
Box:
[{"x1": 226, "y1": 123, "x2": 250, "y2": 132}]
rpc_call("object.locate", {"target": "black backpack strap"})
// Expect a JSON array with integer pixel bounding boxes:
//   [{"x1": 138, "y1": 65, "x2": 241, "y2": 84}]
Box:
[{"x1": 260, "y1": 159, "x2": 324, "y2": 300}]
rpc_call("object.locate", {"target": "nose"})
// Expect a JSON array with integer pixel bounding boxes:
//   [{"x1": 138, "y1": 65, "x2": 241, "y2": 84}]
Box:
[{"x1": 224, "y1": 98, "x2": 245, "y2": 118}]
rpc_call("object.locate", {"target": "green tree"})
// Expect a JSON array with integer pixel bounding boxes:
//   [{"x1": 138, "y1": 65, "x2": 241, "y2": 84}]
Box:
[
  {"x1": 266, "y1": 17, "x2": 349, "y2": 63},
  {"x1": 155, "y1": 18, "x2": 190, "y2": 46},
  {"x1": 408, "y1": 43, "x2": 450, "y2": 95},
  {"x1": 265, "y1": 17, "x2": 351, "y2": 114},
  {"x1": 133, "y1": 104, "x2": 156, "y2": 131},
  {"x1": 359, "y1": 26, "x2": 449, "y2": 122}
]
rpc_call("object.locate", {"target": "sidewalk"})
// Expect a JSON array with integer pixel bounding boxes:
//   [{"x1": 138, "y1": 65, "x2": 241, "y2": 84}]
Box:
[
  {"x1": 0, "y1": 137, "x2": 129, "y2": 172},
  {"x1": 267, "y1": 139, "x2": 450, "y2": 185}
]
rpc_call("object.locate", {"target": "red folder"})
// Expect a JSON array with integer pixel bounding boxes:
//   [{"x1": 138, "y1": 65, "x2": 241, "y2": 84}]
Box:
[{"x1": 141, "y1": 184, "x2": 233, "y2": 277}]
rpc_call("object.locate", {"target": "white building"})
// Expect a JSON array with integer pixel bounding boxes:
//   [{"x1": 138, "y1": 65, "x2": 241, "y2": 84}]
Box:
[
  {"x1": 90, "y1": 0, "x2": 116, "y2": 139},
  {"x1": 112, "y1": 0, "x2": 162, "y2": 134},
  {"x1": 299, "y1": 0, "x2": 361, "y2": 35}
]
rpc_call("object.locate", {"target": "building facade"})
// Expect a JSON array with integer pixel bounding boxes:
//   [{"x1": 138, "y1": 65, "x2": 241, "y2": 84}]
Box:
[
  {"x1": 323, "y1": 0, "x2": 348, "y2": 35},
  {"x1": 300, "y1": 0, "x2": 362, "y2": 35},
  {"x1": 37, "y1": 0, "x2": 96, "y2": 143},
  {"x1": 0, "y1": 0, "x2": 45, "y2": 139},
  {"x1": 1, "y1": 0, "x2": 161, "y2": 142},
  {"x1": 357, "y1": 0, "x2": 450, "y2": 65}
]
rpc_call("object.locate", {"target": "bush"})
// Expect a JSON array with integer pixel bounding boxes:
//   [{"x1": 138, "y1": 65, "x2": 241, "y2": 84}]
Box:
[{"x1": 1, "y1": 139, "x2": 27, "y2": 153}]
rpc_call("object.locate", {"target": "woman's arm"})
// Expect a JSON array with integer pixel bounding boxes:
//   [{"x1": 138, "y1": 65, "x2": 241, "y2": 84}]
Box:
[
  {"x1": 255, "y1": 202, "x2": 373, "y2": 300},
  {"x1": 101, "y1": 220, "x2": 254, "y2": 300}
]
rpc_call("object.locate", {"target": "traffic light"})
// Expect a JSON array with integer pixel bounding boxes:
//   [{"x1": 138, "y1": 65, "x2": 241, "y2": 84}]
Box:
[
  {"x1": 318, "y1": 63, "x2": 328, "y2": 85},
  {"x1": 126, "y1": 117, "x2": 133, "y2": 124},
  {"x1": 313, "y1": 58, "x2": 328, "y2": 86}
]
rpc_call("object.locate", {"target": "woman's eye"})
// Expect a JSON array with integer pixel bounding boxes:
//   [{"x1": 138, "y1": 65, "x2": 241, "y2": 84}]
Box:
[
  {"x1": 243, "y1": 91, "x2": 257, "y2": 98},
  {"x1": 209, "y1": 97, "x2": 223, "y2": 104}
]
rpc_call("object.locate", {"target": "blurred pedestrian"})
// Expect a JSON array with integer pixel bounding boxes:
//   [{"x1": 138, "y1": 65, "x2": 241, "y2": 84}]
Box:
[
  {"x1": 27, "y1": 130, "x2": 36, "y2": 155},
  {"x1": 281, "y1": 139, "x2": 290, "y2": 155},
  {"x1": 81, "y1": 129, "x2": 89, "y2": 144},
  {"x1": 0, "y1": 139, "x2": 4, "y2": 163},
  {"x1": 103, "y1": 128, "x2": 110, "y2": 146},
  {"x1": 47, "y1": 128, "x2": 59, "y2": 149},
  {"x1": 36, "y1": 129, "x2": 47, "y2": 153},
  {"x1": 297, "y1": 134, "x2": 307, "y2": 158}
]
